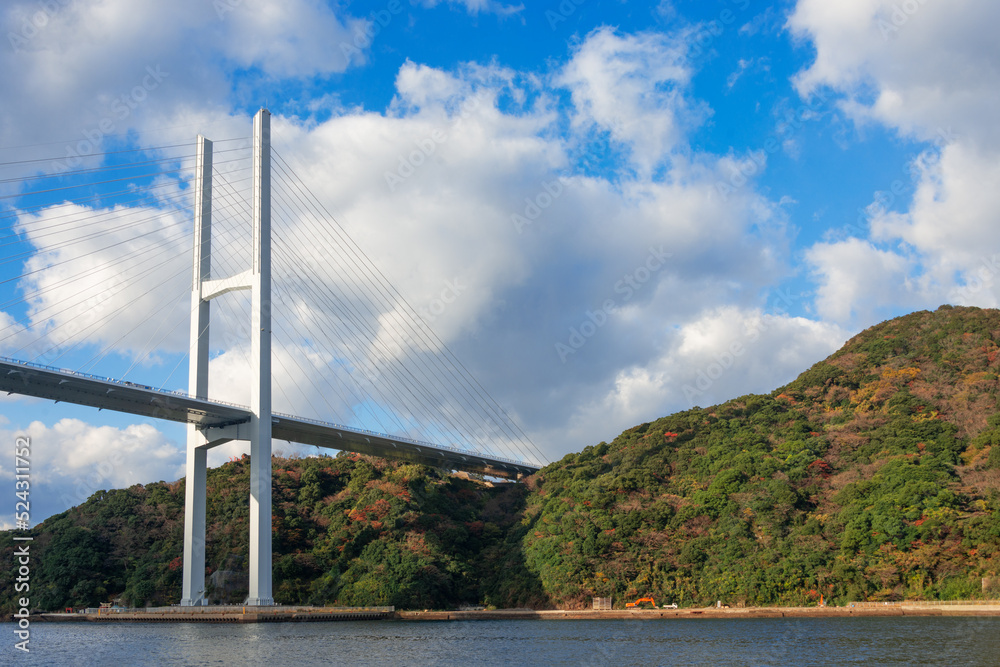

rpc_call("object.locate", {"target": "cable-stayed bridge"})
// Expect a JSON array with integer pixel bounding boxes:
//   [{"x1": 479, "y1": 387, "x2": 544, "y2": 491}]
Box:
[
  {"x1": 0, "y1": 109, "x2": 545, "y2": 606},
  {"x1": 0, "y1": 356, "x2": 537, "y2": 477}
]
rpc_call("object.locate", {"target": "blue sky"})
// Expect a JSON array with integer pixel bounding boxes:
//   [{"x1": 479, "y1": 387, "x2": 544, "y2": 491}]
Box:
[{"x1": 2, "y1": 0, "x2": 999, "y2": 526}]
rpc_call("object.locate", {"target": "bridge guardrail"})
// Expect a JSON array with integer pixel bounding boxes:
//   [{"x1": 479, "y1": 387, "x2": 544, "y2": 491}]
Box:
[
  {"x1": 272, "y1": 411, "x2": 537, "y2": 469},
  {"x1": 1, "y1": 355, "x2": 541, "y2": 470},
  {"x1": 0, "y1": 355, "x2": 250, "y2": 411}
]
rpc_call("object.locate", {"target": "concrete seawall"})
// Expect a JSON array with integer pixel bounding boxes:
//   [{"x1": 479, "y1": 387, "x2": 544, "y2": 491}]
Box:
[
  {"x1": 27, "y1": 602, "x2": 1000, "y2": 624},
  {"x1": 397, "y1": 604, "x2": 1000, "y2": 621},
  {"x1": 32, "y1": 606, "x2": 394, "y2": 623}
]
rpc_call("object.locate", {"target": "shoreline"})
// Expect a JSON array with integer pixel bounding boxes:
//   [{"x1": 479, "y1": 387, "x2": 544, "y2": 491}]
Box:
[
  {"x1": 397, "y1": 603, "x2": 1000, "y2": 621},
  {"x1": 20, "y1": 602, "x2": 1000, "y2": 624}
]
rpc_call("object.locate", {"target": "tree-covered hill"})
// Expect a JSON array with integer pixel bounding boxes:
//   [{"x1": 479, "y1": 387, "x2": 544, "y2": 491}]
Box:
[
  {"x1": 524, "y1": 305, "x2": 1000, "y2": 607},
  {"x1": 3, "y1": 305, "x2": 1000, "y2": 612},
  {"x1": 0, "y1": 454, "x2": 546, "y2": 613}
]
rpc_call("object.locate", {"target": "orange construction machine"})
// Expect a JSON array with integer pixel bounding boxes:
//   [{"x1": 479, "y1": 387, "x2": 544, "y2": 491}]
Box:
[{"x1": 625, "y1": 597, "x2": 656, "y2": 608}]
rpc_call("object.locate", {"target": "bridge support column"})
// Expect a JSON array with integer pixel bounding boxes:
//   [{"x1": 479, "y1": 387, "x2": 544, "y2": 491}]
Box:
[
  {"x1": 181, "y1": 135, "x2": 213, "y2": 606},
  {"x1": 247, "y1": 108, "x2": 274, "y2": 606},
  {"x1": 181, "y1": 436, "x2": 207, "y2": 606}
]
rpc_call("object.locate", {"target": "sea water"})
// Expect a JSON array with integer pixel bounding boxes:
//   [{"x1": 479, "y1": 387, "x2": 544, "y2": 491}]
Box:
[{"x1": 5, "y1": 616, "x2": 1000, "y2": 666}]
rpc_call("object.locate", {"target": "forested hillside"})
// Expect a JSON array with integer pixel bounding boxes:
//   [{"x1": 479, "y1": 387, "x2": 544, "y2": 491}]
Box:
[
  {"x1": 3, "y1": 305, "x2": 1000, "y2": 612},
  {"x1": 524, "y1": 305, "x2": 1000, "y2": 606},
  {"x1": 0, "y1": 454, "x2": 545, "y2": 612}
]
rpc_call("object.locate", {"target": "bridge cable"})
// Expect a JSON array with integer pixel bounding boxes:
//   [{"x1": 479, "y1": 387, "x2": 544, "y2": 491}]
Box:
[
  {"x1": 270, "y1": 171, "x2": 523, "y2": 455},
  {"x1": 270, "y1": 151, "x2": 544, "y2": 463},
  {"x1": 205, "y1": 163, "x2": 363, "y2": 429},
  {"x1": 267, "y1": 188, "x2": 477, "y2": 445},
  {"x1": 267, "y1": 178, "x2": 490, "y2": 450}
]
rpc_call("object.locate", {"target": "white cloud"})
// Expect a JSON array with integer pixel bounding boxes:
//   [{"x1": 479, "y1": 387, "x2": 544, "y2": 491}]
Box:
[
  {"x1": 216, "y1": 0, "x2": 363, "y2": 76},
  {"x1": 790, "y1": 0, "x2": 1000, "y2": 320},
  {"x1": 0, "y1": 418, "x2": 183, "y2": 525},
  {"x1": 250, "y1": 35, "x2": 804, "y2": 457},
  {"x1": 539, "y1": 306, "x2": 847, "y2": 453},
  {"x1": 415, "y1": 0, "x2": 524, "y2": 16},
  {"x1": 806, "y1": 238, "x2": 922, "y2": 323},
  {"x1": 789, "y1": 0, "x2": 1000, "y2": 148},
  {"x1": 869, "y1": 143, "x2": 1000, "y2": 303},
  {"x1": 557, "y1": 27, "x2": 705, "y2": 177},
  {"x1": 0, "y1": 0, "x2": 361, "y2": 156},
  {"x1": 726, "y1": 57, "x2": 769, "y2": 89},
  {"x1": 0, "y1": 15, "x2": 823, "y2": 483},
  {"x1": 11, "y1": 200, "x2": 194, "y2": 363}
]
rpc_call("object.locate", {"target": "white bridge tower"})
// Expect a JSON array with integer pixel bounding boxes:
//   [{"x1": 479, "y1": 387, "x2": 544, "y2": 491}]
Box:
[{"x1": 181, "y1": 108, "x2": 274, "y2": 606}]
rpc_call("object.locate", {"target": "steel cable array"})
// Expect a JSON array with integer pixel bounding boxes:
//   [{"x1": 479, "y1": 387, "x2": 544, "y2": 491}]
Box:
[{"x1": 0, "y1": 137, "x2": 547, "y2": 467}]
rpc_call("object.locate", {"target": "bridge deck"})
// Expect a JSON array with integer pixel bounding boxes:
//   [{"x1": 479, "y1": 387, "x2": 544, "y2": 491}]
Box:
[{"x1": 0, "y1": 357, "x2": 539, "y2": 479}]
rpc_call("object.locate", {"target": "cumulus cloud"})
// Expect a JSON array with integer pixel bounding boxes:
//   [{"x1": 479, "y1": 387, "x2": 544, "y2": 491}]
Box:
[
  {"x1": 415, "y1": 0, "x2": 524, "y2": 16},
  {"x1": 215, "y1": 0, "x2": 365, "y2": 76},
  {"x1": 790, "y1": 0, "x2": 1000, "y2": 323},
  {"x1": 9, "y1": 199, "x2": 193, "y2": 363},
  {"x1": 806, "y1": 238, "x2": 923, "y2": 323},
  {"x1": 1, "y1": 12, "x2": 851, "y2": 502},
  {"x1": 558, "y1": 27, "x2": 705, "y2": 177},
  {"x1": 249, "y1": 27, "x2": 805, "y2": 456},
  {"x1": 0, "y1": 0, "x2": 361, "y2": 159},
  {"x1": 868, "y1": 143, "x2": 1000, "y2": 304},
  {"x1": 537, "y1": 306, "x2": 848, "y2": 450},
  {"x1": 0, "y1": 418, "x2": 183, "y2": 525},
  {"x1": 789, "y1": 0, "x2": 1000, "y2": 147}
]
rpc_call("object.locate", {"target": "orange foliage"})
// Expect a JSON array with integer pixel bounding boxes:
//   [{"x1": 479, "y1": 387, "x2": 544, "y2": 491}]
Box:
[{"x1": 808, "y1": 459, "x2": 834, "y2": 478}]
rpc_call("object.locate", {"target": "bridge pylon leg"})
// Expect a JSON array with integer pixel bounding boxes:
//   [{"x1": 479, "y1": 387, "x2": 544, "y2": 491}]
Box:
[
  {"x1": 181, "y1": 134, "x2": 213, "y2": 607},
  {"x1": 181, "y1": 434, "x2": 207, "y2": 606},
  {"x1": 246, "y1": 108, "x2": 274, "y2": 606}
]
